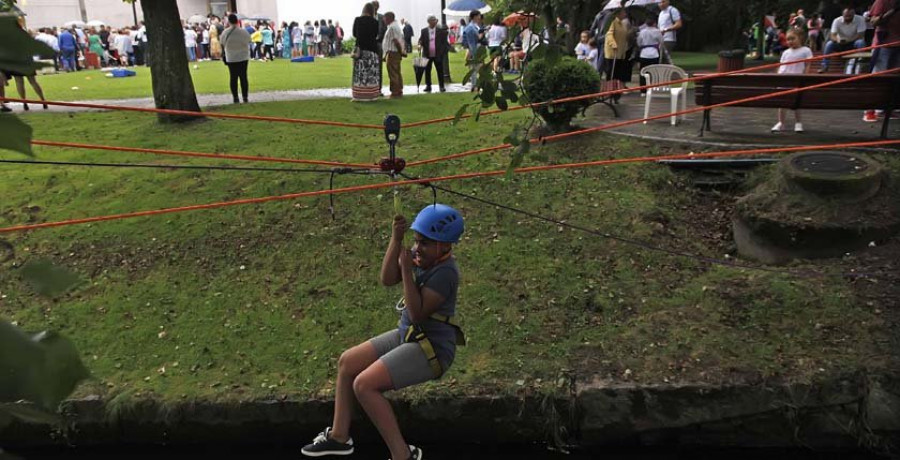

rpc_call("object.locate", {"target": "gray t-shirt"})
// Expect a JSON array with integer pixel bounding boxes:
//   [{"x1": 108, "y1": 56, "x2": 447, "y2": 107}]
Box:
[{"x1": 398, "y1": 257, "x2": 459, "y2": 370}]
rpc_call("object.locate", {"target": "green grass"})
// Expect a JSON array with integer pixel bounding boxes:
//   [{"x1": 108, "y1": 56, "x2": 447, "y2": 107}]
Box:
[
  {"x1": 30, "y1": 53, "x2": 471, "y2": 102},
  {"x1": 0, "y1": 94, "x2": 889, "y2": 404},
  {"x1": 30, "y1": 52, "x2": 747, "y2": 103}
]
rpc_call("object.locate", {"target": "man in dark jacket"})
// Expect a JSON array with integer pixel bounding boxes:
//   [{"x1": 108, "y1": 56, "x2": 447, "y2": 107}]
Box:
[
  {"x1": 402, "y1": 18, "x2": 414, "y2": 53},
  {"x1": 418, "y1": 14, "x2": 449, "y2": 92}
]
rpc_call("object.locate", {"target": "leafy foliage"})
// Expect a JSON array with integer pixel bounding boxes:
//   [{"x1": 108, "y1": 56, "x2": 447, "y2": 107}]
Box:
[
  {"x1": 0, "y1": 320, "x2": 90, "y2": 428},
  {"x1": 522, "y1": 57, "x2": 600, "y2": 132},
  {"x1": 0, "y1": 15, "x2": 53, "y2": 156}
]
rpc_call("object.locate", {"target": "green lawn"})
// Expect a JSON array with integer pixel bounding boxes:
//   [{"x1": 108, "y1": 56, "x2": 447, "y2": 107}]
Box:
[
  {"x1": 30, "y1": 53, "x2": 471, "y2": 102},
  {"x1": 0, "y1": 94, "x2": 890, "y2": 405},
  {"x1": 28, "y1": 52, "x2": 734, "y2": 103}
]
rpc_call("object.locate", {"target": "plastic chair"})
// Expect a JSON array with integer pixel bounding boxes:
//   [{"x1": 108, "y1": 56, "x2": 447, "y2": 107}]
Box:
[{"x1": 640, "y1": 64, "x2": 689, "y2": 126}]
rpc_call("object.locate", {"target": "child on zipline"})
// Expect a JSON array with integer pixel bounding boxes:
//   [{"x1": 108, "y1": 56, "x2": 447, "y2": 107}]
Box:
[{"x1": 302, "y1": 204, "x2": 466, "y2": 460}]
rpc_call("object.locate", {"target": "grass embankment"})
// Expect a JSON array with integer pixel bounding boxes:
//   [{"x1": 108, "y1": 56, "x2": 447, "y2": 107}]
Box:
[
  {"x1": 31, "y1": 52, "x2": 723, "y2": 102},
  {"x1": 0, "y1": 94, "x2": 890, "y2": 405}
]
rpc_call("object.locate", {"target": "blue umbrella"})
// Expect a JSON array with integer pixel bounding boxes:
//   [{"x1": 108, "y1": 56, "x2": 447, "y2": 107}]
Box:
[{"x1": 443, "y1": 0, "x2": 492, "y2": 16}]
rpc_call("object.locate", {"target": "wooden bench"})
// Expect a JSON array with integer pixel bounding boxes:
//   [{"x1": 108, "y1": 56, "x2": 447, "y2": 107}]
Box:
[{"x1": 694, "y1": 73, "x2": 900, "y2": 139}]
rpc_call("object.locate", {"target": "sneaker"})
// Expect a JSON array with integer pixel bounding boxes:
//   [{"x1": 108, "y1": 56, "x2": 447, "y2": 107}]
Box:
[
  {"x1": 794, "y1": 123, "x2": 804, "y2": 133},
  {"x1": 771, "y1": 122, "x2": 784, "y2": 132},
  {"x1": 400, "y1": 445, "x2": 423, "y2": 460},
  {"x1": 862, "y1": 110, "x2": 878, "y2": 123},
  {"x1": 301, "y1": 427, "x2": 354, "y2": 457}
]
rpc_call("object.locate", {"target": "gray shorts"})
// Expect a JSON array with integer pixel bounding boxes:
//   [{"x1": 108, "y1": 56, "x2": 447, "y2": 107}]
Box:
[{"x1": 369, "y1": 329, "x2": 435, "y2": 390}]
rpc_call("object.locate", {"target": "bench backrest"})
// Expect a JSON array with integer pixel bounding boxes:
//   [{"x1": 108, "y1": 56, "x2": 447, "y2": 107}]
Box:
[{"x1": 694, "y1": 73, "x2": 900, "y2": 111}]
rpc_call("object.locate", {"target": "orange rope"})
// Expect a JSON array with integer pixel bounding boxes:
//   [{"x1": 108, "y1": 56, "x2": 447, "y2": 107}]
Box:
[
  {"x1": 3, "y1": 138, "x2": 898, "y2": 234},
  {"x1": 403, "y1": 40, "x2": 900, "y2": 128},
  {"x1": 408, "y1": 67, "x2": 900, "y2": 167},
  {"x1": 30, "y1": 140, "x2": 374, "y2": 169},
  {"x1": 0, "y1": 98, "x2": 384, "y2": 130}
]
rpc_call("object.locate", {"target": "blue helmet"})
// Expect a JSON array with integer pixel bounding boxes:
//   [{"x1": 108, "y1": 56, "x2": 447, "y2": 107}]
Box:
[{"x1": 411, "y1": 204, "x2": 464, "y2": 243}]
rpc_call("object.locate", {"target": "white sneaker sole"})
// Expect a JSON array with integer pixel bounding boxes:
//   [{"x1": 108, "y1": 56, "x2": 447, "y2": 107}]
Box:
[{"x1": 301, "y1": 447, "x2": 355, "y2": 457}]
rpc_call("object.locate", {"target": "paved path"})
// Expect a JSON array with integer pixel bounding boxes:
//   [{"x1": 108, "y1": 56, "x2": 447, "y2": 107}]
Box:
[
  {"x1": 2, "y1": 83, "x2": 472, "y2": 113},
  {"x1": 585, "y1": 89, "x2": 900, "y2": 151}
]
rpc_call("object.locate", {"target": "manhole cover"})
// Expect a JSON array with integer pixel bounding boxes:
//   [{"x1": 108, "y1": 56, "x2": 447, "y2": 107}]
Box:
[{"x1": 790, "y1": 152, "x2": 869, "y2": 176}]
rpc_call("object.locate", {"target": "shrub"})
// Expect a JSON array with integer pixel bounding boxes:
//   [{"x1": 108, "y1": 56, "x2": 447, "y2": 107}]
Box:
[
  {"x1": 342, "y1": 37, "x2": 357, "y2": 54},
  {"x1": 522, "y1": 57, "x2": 601, "y2": 132}
]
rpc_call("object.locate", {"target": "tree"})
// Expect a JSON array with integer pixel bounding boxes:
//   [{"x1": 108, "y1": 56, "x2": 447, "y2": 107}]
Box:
[{"x1": 133, "y1": 0, "x2": 203, "y2": 123}]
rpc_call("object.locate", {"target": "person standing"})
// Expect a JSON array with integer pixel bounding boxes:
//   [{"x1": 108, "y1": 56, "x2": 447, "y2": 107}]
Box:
[
  {"x1": 419, "y1": 14, "x2": 449, "y2": 93},
  {"x1": 487, "y1": 17, "x2": 507, "y2": 72},
  {"x1": 636, "y1": 17, "x2": 664, "y2": 95},
  {"x1": 604, "y1": 7, "x2": 630, "y2": 99},
  {"x1": 261, "y1": 23, "x2": 275, "y2": 61},
  {"x1": 35, "y1": 28, "x2": 60, "y2": 71},
  {"x1": 137, "y1": 22, "x2": 149, "y2": 65},
  {"x1": 58, "y1": 27, "x2": 78, "y2": 72},
  {"x1": 221, "y1": 14, "x2": 252, "y2": 104},
  {"x1": 201, "y1": 25, "x2": 211, "y2": 60},
  {"x1": 327, "y1": 20, "x2": 337, "y2": 56},
  {"x1": 771, "y1": 29, "x2": 812, "y2": 133},
  {"x1": 351, "y1": 2, "x2": 381, "y2": 101},
  {"x1": 88, "y1": 28, "x2": 105, "y2": 66},
  {"x1": 184, "y1": 25, "x2": 198, "y2": 62},
  {"x1": 658, "y1": 0, "x2": 682, "y2": 63},
  {"x1": 281, "y1": 22, "x2": 292, "y2": 59},
  {"x1": 382, "y1": 12, "x2": 407, "y2": 99},
  {"x1": 402, "y1": 18, "x2": 414, "y2": 53},
  {"x1": 335, "y1": 21, "x2": 345, "y2": 56},
  {"x1": 863, "y1": 0, "x2": 900, "y2": 122},
  {"x1": 304, "y1": 21, "x2": 315, "y2": 57},
  {"x1": 462, "y1": 10, "x2": 484, "y2": 89},
  {"x1": 114, "y1": 28, "x2": 133, "y2": 66},
  {"x1": 210, "y1": 22, "x2": 222, "y2": 60}
]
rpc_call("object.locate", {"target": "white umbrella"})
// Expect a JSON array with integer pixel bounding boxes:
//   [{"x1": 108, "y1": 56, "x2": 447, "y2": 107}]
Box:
[
  {"x1": 603, "y1": 0, "x2": 661, "y2": 10},
  {"x1": 442, "y1": 0, "x2": 491, "y2": 17},
  {"x1": 64, "y1": 20, "x2": 86, "y2": 28},
  {"x1": 86, "y1": 20, "x2": 105, "y2": 27},
  {"x1": 187, "y1": 14, "x2": 207, "y2": 24}
]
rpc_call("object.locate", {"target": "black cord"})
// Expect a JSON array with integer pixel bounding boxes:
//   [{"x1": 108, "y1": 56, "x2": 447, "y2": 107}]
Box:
[{"x1": 399, "y1": 172, "x2": 836, "y2": 280}]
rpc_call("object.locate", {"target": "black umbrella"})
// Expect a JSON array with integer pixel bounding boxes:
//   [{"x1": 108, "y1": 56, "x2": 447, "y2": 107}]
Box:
[{"x1": 412, "y1": 55, "x2": 429, "y2": 92}]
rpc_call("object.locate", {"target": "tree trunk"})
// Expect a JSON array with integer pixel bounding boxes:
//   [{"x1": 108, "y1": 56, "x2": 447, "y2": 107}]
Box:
[{"x1": 141, "y1": 0, "x2": 203, "y2": 123}]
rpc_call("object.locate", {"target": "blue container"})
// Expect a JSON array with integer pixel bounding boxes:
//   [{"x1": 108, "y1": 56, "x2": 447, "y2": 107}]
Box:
[
  {"x1": 291, "y1": 56, "x2": 315, "y2": 63},
  {"x1": 111, "y1": 69, "x2": 136, "y2": 77}
]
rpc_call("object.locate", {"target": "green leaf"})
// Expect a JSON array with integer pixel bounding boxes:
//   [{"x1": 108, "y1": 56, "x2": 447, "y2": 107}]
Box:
[
  {"x1": 474, "y1": 46, "x2": 487, "y2": 63},
  {"x1": 0, "y1": 16, "x2": 54, "y2": 60},
  {"x1": 496, "y1": 97, "x2": 508, "y2": 111},
  {"x1": 505, "y1": 141, "x2": 531, "y2": 179},
  {"x1": 20, "y1": 259, "x2": 82, "y2": 297},
  {"x1": 0, "y1": 320, "x2": 90, "y2": 411},
  {"x1": 545, "y1": 45, "x2": 562, "y2": 65},
  {"x1": 0, "y1": 114, "x2": 33, "y2": 156},
  {"x1": 462, "y1": 68, "x2": 475, "y2": 86},
  {"x1": 530, "y1": 43, "x2": 547, "y2": 60},
  {"x1": 452, "y1": 104, "x2": 470, "y2": 125}
]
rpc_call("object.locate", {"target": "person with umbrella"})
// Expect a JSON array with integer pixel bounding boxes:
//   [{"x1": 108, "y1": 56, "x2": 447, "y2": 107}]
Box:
[
  {"x1": 462, "y1": 9, "x2": 484, "y2": 90},
  {"x1": 418, "y1": 14, "x2": 449, "y2": 93}
]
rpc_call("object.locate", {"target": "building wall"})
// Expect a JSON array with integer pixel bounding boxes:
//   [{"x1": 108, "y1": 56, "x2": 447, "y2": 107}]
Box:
[
  {"x1": 19, "y1": 0, "x2": 210, "y2": 29},
  {"x1": 235, "y1": 0, "x2": 277, "y2": 24},
  {"x1": 275, "y1": 0, "x2": 442, "y2": 40}
]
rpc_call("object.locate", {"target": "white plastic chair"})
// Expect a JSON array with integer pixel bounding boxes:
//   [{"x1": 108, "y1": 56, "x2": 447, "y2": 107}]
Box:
[{"x1": 640, "y1": 64, "x2": 689, "y2": 126}]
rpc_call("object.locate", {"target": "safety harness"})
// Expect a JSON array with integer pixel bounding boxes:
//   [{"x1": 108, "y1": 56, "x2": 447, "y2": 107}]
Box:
[{"x1": 397, "y1": 259, "x2": 466, "y2": 379}]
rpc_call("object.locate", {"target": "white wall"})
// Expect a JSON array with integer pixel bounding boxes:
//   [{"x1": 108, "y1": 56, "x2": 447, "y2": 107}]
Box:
[
  {"x1": 19, "y1": 0, "x2": 210, "y2": 29},
  {"x1": 19, "y1": 0, "x2": 82, "y2": 29},
  {"x1": 275, "y1": 0, "x2": 442, "y2": 39}
]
